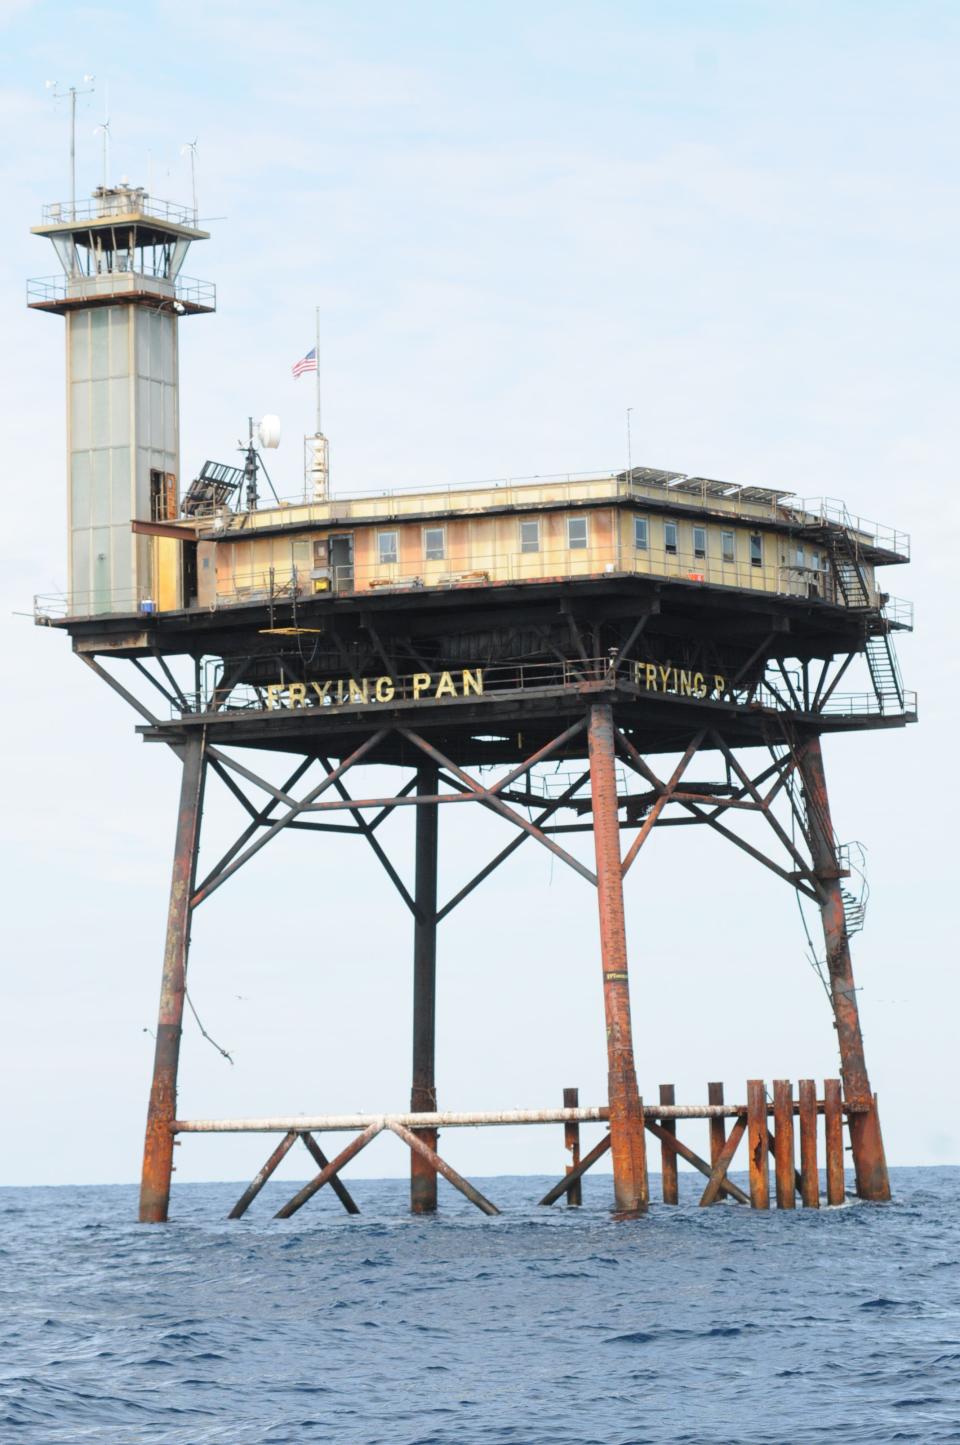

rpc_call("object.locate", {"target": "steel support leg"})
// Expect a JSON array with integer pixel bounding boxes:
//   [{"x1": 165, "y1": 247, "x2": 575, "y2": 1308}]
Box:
[
  {"x1": 587, "y1": 703, "x2": 649, "y2": 1214},
  {"x1": 797, "y1": 734, "x2": 890, "y2": 1201},
  {"x1": 410, "y1": 765, "x2": 439, "y2": 1213},
  {"x1": 139, "y1": 734, "x2": 206, "y2": 1222}
]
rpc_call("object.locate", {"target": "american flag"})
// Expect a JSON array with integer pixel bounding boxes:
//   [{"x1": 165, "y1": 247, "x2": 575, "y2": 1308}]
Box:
[{"x1": 292, "y1": 347, "x2": 317, "y2": 378}]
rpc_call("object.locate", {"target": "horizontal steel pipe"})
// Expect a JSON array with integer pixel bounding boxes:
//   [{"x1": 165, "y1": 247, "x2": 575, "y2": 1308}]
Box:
[{"x1": 172, "y1": 1101, "x2": 848, "y2": 1133}]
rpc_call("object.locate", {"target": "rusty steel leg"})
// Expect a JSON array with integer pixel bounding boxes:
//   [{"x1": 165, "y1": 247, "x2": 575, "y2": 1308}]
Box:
[
  {"x1": 410, "y1": 765, "x2": 439, "y2": 1214},
  {"x1": 659, "y1": 1085, "x2": 679, "y2": 1204},
  {"x1": 563, "y1": 1087, "x2": 582, "y2": 1206},
  {"x1": 708, "y1": 1082, "x2": 726, "y2": 1169},
  {"x1": 797, "y1": 735, "x2": 890, "y2": 1202},
  {"x1": 139, "y1": 734, "x2": 206, "y2": 1223},
  {"x1": 824, "y1": 1077, "x2": 846, "y2": 1205},
  {"x1": 588, "y1": 703, "x2": 648, "y2": 1215},
  {"x1": 773, "y1": 1080, "x2": 796, "y2": 1210},
  {"x1": 798, "y1": 1079, "x2": 820, "y2": 1208},
  {"x1": 747, "y1": 1080, "x2": 770, "y2": 1209}
]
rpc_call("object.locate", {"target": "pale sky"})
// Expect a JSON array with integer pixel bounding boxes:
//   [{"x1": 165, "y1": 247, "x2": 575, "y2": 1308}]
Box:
[{"x1": 2, "y1": 0, "x2": 957, "y2": 1191}]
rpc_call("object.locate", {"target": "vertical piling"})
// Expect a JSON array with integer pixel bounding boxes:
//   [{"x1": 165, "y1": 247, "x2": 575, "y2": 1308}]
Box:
[
  {"x1": 139, "y1": 733, "x2": 206, "y2": 1223},
  {"x1": 747, "y1": 1079, "x2": 769, "y2": 1209},
  {"x1": 797, "y1": 735, "x2": 890, "y2": 1201},
  {"x1": 798, "y1": 1078, "x2": 820, "y2": 1208},
  {"x1": 587, "y1": 702, "x2": 648, "y2": 1215},
  {"x1": 410, "y1": 764, "x2": 439, "y2": 1214},
  {"x1": 772, "y1": 1080, "x2": 796, "y2": 1209},
  {"x1": 563, "y1": 1086, "x2": 582, "y2": 1206},
  {"x1": 659, "y1": 1084, "x2": 679, "y2": 1204},
  {"x1": 824, "y1": 1077, "x2": 846, "y2": 1205},
  {"x1": 708, "y1": 1081, "x2": 726, "y2": 1168}
]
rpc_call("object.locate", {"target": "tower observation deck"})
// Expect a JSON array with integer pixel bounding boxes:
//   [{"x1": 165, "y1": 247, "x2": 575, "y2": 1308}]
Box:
[{"x1": 30, "y1": 187, "x2": 915, "y2": 1223}]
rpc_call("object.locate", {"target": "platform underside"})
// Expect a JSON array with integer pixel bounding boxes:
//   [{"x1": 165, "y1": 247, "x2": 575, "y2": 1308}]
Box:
[{"x1": 56, "y1": 574, "x2": 914, "y2": 761}]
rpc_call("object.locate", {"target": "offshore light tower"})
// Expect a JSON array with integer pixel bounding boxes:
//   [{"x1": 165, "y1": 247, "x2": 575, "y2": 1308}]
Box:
[
  {"x1": 29, "y1": 184, "x2": 213, "y2": 614},
  {"x1": 31, "y1": 180, "x2": 915, "y2": 1224}
]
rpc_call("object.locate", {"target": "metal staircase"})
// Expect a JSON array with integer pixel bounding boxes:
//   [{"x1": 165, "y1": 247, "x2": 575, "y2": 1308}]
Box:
[
  {"x1": 826, "y1": 530, "x2": 871, "y2": 607},
  {"x1": 864, "y1": 628, "x2": 905, "y2": 713},
  {"x1": 838, "y1": 842, "x2": 869, "y2": 937}
]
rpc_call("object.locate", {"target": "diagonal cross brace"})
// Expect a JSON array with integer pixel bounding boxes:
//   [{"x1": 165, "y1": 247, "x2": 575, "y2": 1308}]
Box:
[
  {"x1": 399, "y1": 728, "x2": 597, "y2": 887},
  {"x1": 193, "y1": 731, "x2": 389, "y2": 907}
]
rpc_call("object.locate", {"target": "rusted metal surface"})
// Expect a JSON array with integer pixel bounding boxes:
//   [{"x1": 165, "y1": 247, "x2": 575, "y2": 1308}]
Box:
[
  {"x1": 747, "y1": 1080, "x2": 770, "y2": 1209},
  {"x1": 644, "y1": 1117, "x2": 749, "y2": 1206},
  {"x1": 798, "y1": 1079, "x2": 820, "y2": 1208},
  {"x1": 824, "y1": 1078, "x2": 846, "y2": 1205},
  {"x1": 563, "y1": 1086, "x2": 582, "y2": 1207},
  {"x1": 539, "y1": 1133, "x2": 612, "y2": 1206},
  {"x1": 797, "y1": 735, "x2": 891, "y2": 1202},
  {"x1": 410, "y1": 765, "x2": 439, "y2": 1214},
  {"x1": 588, "y1": 701, "x2": 649, "y2": 1214},
  {"x1": 699, "y1": 1113, "x2": 748, "y2": 1206},
  {"x1": 708, "y1": 1081, "x2": 727, "y2": 1168},
  {"x1": 773, "y1": 1080, "x2": 796, "y2": 1210},
  {"x1": 228, "y1": 1130, "x2": 297, "y2": 1219},
  {"x1": 658, "y1": 1084, "x2": 679, "y2": 1204},
  {"x1": 139, "y1": 733, "x2": 206, "y2": 1224},
  {"x1": 275, "y1": 1122, "x2": 382, "y2": 1219},
  {"x1": 387, "y1": 1121, "x2": 499, "y2": 1216},
  {"x1": 300, "y1": 1132, "x2": 361, "y2": 1215}
]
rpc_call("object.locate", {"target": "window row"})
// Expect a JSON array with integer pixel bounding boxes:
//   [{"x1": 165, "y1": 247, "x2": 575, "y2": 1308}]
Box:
[
  {"x1": 370, "y1": 517, "x2": 592, "y2": 565},
  {"x1": 364, "y1": 518, "x2": 822, "y2": 569},
  {"x1": 633, "y1": 516, "x2": 766, "y2": 568}
]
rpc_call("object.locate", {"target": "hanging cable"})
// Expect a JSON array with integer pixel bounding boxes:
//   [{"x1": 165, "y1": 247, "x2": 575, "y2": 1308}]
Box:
[{"x1": 185, "y1": 987, "x2": 234, "y2": 1064}]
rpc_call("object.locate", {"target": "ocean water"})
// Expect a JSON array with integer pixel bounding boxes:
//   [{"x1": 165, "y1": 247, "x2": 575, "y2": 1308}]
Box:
[{"x1": 2, "y1": 1166, "x2": 959, "y2": 1444}]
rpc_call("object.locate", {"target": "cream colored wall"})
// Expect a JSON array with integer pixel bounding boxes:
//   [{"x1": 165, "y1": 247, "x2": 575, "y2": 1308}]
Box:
[{"x1": 198, "y1": 505, "x2": 876, "y2": 608}]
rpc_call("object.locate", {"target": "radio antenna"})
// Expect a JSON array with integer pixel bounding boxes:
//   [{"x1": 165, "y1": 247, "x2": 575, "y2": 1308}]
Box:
[{"x1": 46, "y1": 75, "x2": 96, "y2": 217}]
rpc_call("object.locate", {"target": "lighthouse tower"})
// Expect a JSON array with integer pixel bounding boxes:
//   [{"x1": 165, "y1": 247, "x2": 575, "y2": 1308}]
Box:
[{"x1": 29, "y1": 184, "x2": 213, "y2": 615}]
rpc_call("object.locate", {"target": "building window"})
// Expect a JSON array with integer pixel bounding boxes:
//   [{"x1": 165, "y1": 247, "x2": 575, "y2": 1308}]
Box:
[
  {"x1": 795, "y1": 545, "x2": 805, "y2": 568},
  {"x1": 721, "y1": 531, "x2": 735, "y2": 564},
  {"x1": 664, "y1": 521, "x2": 678, "y2": 555},
  {"x1": 520, "y1": 518, "x2": 540, "y2": 553},
  {"x1": 811, "y1": 550, "x2": 821, "y2": 571},
  {"x1": 378, "y1": 530, "x2": 398, "y2": 566},
  {"x1": 424, "y1": 526, "x2": 446, "y2": 561},
  {"x1": 750, "y1": 533, "x2": 763, "y2": 568},
  {"x1": 634, "y1": 516, "x2": 648, "y2": 551},
  {"x1": 567, "y1": 516, "x2": 588, "y2": 549},
  {"x1": 693, "y1": 526, "x2": 706, "y2": 559}
]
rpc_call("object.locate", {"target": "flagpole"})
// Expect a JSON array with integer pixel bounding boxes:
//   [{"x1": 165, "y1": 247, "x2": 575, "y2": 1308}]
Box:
[{"x1": 315, "y1": 305, "x2": 322, "y2": 435}]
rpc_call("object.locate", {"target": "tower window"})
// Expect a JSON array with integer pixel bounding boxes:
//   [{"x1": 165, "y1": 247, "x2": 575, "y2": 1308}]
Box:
[
  {"x1": 634, "y1": 516, "x2": 648, "y2": 551},
  {"x1": 378, "y1": 530, "x2": 398, "y2": 565},
  {"x1": 750, "y1": 534, "x2": 763, "y2": 567},
  {"x1": 520, "y1": 519, "x2": 540, "y2": 553},
  {"x1": 567, "y1": 516, "x2": 588, "y2": 549},
  {"x1": 424, "y1": 526, "x2": 446, "y2": 561},
  {"x1": 664, "y1": 522, "x2": 678, "y2": 555},
  {"x1": 721, "y1": 531, "x2": 735, "y2": 563},
  {"x1": 693, "y1": 526, "x2": 706, "y2": 559}
]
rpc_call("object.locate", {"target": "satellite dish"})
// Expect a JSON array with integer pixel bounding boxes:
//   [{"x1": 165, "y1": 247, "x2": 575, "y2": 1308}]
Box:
[{"x1": 258, "y1": 414, "x2": 281, "y2": 449}]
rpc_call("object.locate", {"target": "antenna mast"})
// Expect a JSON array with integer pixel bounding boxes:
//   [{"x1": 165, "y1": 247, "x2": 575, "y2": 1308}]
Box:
[{"x1": 47, "y1": 75, "x2": 95, "y2": 217}]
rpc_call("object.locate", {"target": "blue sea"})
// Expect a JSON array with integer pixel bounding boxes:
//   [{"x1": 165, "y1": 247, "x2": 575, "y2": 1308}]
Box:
[{"x1": 2, "y1": 1167, "x2": 959, "y2": 1444}]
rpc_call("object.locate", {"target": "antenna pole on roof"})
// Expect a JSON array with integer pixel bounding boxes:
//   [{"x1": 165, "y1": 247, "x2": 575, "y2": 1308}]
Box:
[
  {"x1": 315, "y1": 304, "x2": 322, "y2": 436},
  {"x1": 626, "y1": 407, "x2": 633, "y2": 478}
]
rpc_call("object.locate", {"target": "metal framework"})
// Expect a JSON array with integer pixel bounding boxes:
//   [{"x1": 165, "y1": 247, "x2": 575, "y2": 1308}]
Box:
[{"x1": 76, "y1": 635, "x2": 905, "y2": 1222}]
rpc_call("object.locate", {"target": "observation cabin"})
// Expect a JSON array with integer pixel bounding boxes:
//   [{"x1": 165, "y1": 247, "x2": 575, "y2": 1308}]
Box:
[{"x1": 30, "y1": 184, "x2": 916, "y2": 1225}]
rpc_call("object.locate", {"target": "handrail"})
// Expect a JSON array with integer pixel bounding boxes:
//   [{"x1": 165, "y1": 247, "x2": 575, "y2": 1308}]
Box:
[{"x1": 40, "y1": 195, "x2": 198, "y2": 227}]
